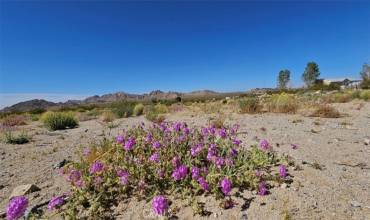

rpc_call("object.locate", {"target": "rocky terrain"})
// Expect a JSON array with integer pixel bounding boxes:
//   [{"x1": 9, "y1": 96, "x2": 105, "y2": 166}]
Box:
[{"x1": 0, "y1": 101, "x2": 369, "y2": 219}]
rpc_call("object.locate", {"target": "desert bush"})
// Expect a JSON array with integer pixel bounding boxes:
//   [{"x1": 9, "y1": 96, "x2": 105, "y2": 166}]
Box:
[
  {"x1": 324, "y1": 92, "x2": 352, "y2": 103},
  {"x1": 111, "y1": 101, "x2": 136, "y2": 118},
  {"x1": 56, "y1": 122, "x2": 290, "y2": 218},
  {"x1": 133, "y1": 103, "x2": 144, "y2": 116},
  {"x1": 169, "y1": 103, "x2": 185, "y2": 113},
  {"x1": 41, "y1": 112, "x2": 78, "y2": 131},
  {"x1": 154, "y1": 103, "x2": 169, "y2": 114},
  {"x1": 3, "y1": 131, "x2": 30, "y2": 144},
  {"x1": 145, "y1": 106, "x2": 165, "y2": 123},
  {"x1": 266, "y1": 93, "x2": 298, "y2": 113},
  {"x1": 360, "y1": 90, "x2": 370, "y2": 101},
  {"x1": 310, "y1": 105, "x2": 341, "y2": 118},
  {"x1": 100, "y1": 111, "x2": 116, "y2": 123},
  {"x1": 1, "y1": 114, "x2": 28, "y2": 127},
  {"x1": 238, "y1": 97, "x2": 262, "y2": 113}
]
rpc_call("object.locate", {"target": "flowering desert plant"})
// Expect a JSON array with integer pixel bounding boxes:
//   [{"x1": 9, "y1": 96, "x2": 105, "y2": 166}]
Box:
[{"x1": 54, "y1": 122, "x2": 290, "y2": 218}]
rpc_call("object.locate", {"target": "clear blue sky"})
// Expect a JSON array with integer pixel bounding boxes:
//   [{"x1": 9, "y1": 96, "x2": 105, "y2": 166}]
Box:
[{"x1": 1, "y1": 1, "x2": 369, "y2": 100}]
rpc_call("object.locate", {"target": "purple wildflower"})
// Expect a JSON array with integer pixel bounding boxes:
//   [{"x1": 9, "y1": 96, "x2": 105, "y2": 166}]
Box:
[
  {"x1": 116, "y1": 135, "x2": 125, "y2": 144},
  {"x1": 220, "y1": 177, "x2": 232, "y2": 195},
  {"x1": 145, "y1": 133, "x2": 153, "y2": 143},
  {"x1": 291, "y1": 143, "x2": 298, "y2": 149},
  {"x1": 232, "y1": 138, "x2": 241, "y2": 146},
  {"x1": 149, "y1": 152, "x2": 160, "y2": 163},
  {"x1": 215, "y1": 157, "x2": 225, "y2": 169},
  {"x1": 124, "y1": 137, "x2": 136, "y2": 151},
  {"x1": 218, "y1": 128, "x2": 227, "y2": 138},
  {"x1": 82, "y1": 148, "x2": 91, "y2": 157},
  {"x1": 184, "y1": 127, "x2": 190, "y2": 134},
  {"x1": 152, "y1": 195, "x2": 168, "y2": 216},
  {"x1": 173, "y1": 122, "x2": 181, "y2": 132},
  {"x1": 279, "y1": 165, "x2": 287, "y2": 178},
  {"x1": 67, "y1": 169, "x2": 81, "y2": 183},
  {"x1": 258, "y1": 181, "x2": 267, "y2": 196},
  {"x1": 6, "y1": 196, "x2": 28, "y2": 220},
  {"x1": 172, "y1": 156, "x2": 180, "y2": 168},
  {"x1": 157, "y1": 169, "x2": 165, "y2": 179},
  {"x1": 225, "y1": 158, "x2": 234, "y2": 166},
  {"x1": 259, "y1": 139, "x2": 270, "y2": 151},
  {"x1": 48, "y1": 195, "x2": 65, "y2": 210},
  {"x1": 89, "y1": 160, "x2": 104, "y2": 174},
  {"x1": 191, "y1": 166, "x2": 200, "y2": 180},
  {"x1": 94, "y1": 176, "x2": 103, "y2": 186},
  {"x1": 117, "y1": 169, "x2": 129, "y2": 185},
  {"x1": 201, "y1": 127, "x2": 209, "y2": 136},
  {"x1": 197, "y1": 177, "x2": 209, "y2": 191},
  {"x1": 152, "y1": 141, "x2": 161, "y2": 149},
  {"x1": 172, "y1": 165, "x2": 188, "y2": 181},
  {"x1": 230, "y1": 148, "x2": 238, "y2": 157}
]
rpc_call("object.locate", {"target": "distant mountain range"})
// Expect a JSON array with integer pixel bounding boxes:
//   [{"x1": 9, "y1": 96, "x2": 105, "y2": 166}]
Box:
[{"x1": 1, "y1": 90, "x2": 245, "y2": 113}]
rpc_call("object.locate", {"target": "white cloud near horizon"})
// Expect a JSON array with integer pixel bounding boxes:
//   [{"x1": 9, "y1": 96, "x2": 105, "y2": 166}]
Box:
[{"x1": 0, "y1": 93, "x2": 90, "y2": 109}]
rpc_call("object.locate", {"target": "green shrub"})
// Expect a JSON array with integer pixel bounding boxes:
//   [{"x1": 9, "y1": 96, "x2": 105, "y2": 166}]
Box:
[
  {"x1": 133, "y1": 103, "x2": 144, "y2": 116},
  {"x1": 266, "y1": 93, "x2": 298, "y2": 113},
  {"x1": 111, "y1": 101, "x2": 136, "y2": 118},
  {"x1": 325, "y1": 92, "x2": 352, "y2": 103},
  {"x1": 154, "y1": 103, "x2": 169, "y2": 114},
  {"x1": 41, "y1": 112, "x2": 78, "y2": 131},
  {"x1": 360, "y1": 90, "x2": 370, "y2": 101},
  {"x1": 238, "y1": 97, "x2": 261, "y2": 113},
  {"x1": 145, "y1": 106, "x2": 165, "y2": 123},
  {"x1": 4, "y1": 131, "x2": 30, "y2": 144}
]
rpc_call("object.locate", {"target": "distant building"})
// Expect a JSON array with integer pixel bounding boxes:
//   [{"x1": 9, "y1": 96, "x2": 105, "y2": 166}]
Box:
[{"x1": 318, "y1": 78, "x2": 361, "y2": 89}]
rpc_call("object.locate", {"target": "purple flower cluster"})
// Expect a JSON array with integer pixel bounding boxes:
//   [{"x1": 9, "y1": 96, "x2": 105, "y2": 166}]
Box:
[
  {"x1": 149, "y1": 152, "x2": 160, "y2": 163},
  {"x1": 197, "y1": 177, "x2": 209, "y2": 191},
  {"x1": 66, "y1": 169, "x2": 83, "y2": 187},
  {"x1": 259, "y1": 139, "x2": 270, "y2": 151},
  {"x1": 191, "y1": 166, "x2": 200, "y2": 179},
  {"x1": 152, "y1": 141, "x2": 161, "y2": 149},
  {"x1": 89, "y1": 160, "x2": 104, "y2": 174},
  {"x1": 48, "y1": 195, "x2": 65, "y2": 210},
  {"x1": 172, "y1": 156, "x2": 180, "y2": 168},
  {"x1": 117, "y1": 169, "x2": 129, "y2": 185},
  {"x1": 6, "y1": 196, "x2": 28, "y2": 220},
  {"x1": 220, "y1": 177, "x2": 232, "y2": 195},
  {"x1": 258, "y1": 181, "x2": 267, "y2": 196},
  {"x1": 190, "y1": 143, "x2": 203, "y2": 157},
  {"x1": 152, "y1": 195, "x2": 168, "y2": 216},
  {"x1": 116, "y1": 135, "x2": 125, "y2": 144},
  {"x1": 172, "y1": 165, "x2": 188, "y2": 181},
  {"x1": 124, "y1": 137, "x2": 136, "y2": 151},
  {"x1": 279, "y1": 165, "x2": 287, "y2": 178},
  {"x1": 218, "y1": 128, "x2": 227, "y2": 138}
]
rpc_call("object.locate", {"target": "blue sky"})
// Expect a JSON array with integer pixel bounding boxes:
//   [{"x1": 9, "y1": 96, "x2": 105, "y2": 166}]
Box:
[{"x1": 0, "y1": 1, "x2": 369, "y2": 107}]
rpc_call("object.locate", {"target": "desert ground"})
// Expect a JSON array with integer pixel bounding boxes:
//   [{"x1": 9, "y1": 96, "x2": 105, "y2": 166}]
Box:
[{"x1": 1, "y1": 101, "x2": 370, "y2": 220}]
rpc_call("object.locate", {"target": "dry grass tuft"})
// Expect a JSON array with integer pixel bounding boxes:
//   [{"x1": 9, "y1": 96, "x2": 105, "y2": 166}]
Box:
[
  {"x1": 310, "y1": 105, "x2": 341, "y2": 118},
  {"x1": 1, "y1": 114, "x2": 28, "y2": 127},
  {"x1": 238, "y1": 97, "x2": 262, "y2": 113},
  {"x1": 266, "y1": 93, "x2": 299, "y2": 113}
]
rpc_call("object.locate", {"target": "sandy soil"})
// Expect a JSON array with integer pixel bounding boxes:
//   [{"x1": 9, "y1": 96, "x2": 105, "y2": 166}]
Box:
[{"x1": 1, "y1": 101, "x2": 369, "y2": 219}]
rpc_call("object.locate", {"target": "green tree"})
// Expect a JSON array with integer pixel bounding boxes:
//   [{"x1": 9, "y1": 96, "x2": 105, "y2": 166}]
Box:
[
  {"x1": 360, "y1": 63, "x2": 370, "y2": 89},
  {"x1": 302, "y1": 62, "x2": 320, "y2": 87},
  {"x1": 277, "y1": 69, "x2": 291, "y2": 89}
]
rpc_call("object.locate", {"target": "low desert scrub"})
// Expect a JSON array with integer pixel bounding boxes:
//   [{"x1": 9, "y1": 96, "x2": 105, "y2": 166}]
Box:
[
  {"x1": 208, "y1": 114, "x2": 226, "y2": 128},
  {"x1": 49, "y1": 122, "x2": 291, "y2": 218},
  {"x1": 3, "y1": 131, "x2": 30, "y2": 144},
  {"x1": 100, "y1": 111, "x2": 116, "y2": 123},
  {"x1": 144, "y1": 105, "x2": 166, "y2": 123},
  {"x1": 238, "y1": 96, "x2": 262, "y2": 113},
  {"x1": 111, "y1": 101, "x2": 136, "y2": 118},
  {"x1": 41, "y1": 112, "x2": 79, "y2": 131},
  {"x1": 310, "y1": 105, "x2": 341, "y2": 118},
  {"x1": 1, "y1": 114, "x2": 28, "y2": 127},
  {"x1": 133, "y1": 103, "x2": 144, "y2": 116},
  {"x1": 266, "y1": 93, "x2": 299, "y2": 113},
  {"x1": 324, "y1": 92, "x2": 352, "y2": 103},
  {"x1": 360, "y1": 90, "x2": 370, "y2": 101}
]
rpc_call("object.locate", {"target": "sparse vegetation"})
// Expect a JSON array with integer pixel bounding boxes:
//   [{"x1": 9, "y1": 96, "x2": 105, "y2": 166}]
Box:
[
  {"x1": 41, "y1": 111, "x2": 79, "y2": 131},
  {"x1": 133, "y1": 103, "x2": 144, "y2": 116},
  {"x1": 3, "y1": 131, "x2": 30, "y2": 144},
  {"x1": 310, "y1": 105, "x2": 341, "y2": 118},
  {"x1": 100, "y1": 111, "x2": 115, "y2": 123},
  {"x1": 145, "y1": 105, "x2": 166, "y2": 123},
  {"x1": 266, "y1": 93, "x2": 299, "y2": 113},
  {"x1": 1, "y1": 114, "x2": 28, "y2": 127},
  {"x1": 111, "y1": 101, "x2": 136, "y2": 118},
  {"x1": 238, "y1": 96, "x2": 262, "y2": 113}
]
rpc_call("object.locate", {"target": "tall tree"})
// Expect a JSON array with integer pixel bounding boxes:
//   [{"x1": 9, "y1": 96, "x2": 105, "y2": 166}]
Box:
[
  {"x1": 277, "y1": 69, "x2": 291, "y2": 89},
  {"x1": 302, "y1": 62, "x2": 320, "y2": 87},
  {"x1": 360, "y1": 63, "x2": 370, "y2": 89}
]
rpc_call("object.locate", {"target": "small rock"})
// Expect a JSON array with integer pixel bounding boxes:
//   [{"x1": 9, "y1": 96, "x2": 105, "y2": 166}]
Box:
[
  {"x1": 364, "y1": 138, "x2": 370, "y2": 145},
  {"x1": 350, "y1": 201, "x2": 361, "y2": 208},
  {"x1": 281, "y1": 183, "x2": 288, "y2": 189},
  {"x1": 213, "y1": 212, "x2": 218, "y2": 218},
  {"x1": 342, "y1": 167, "x2": 347, "y2": 171},
  {"x1": 9, "y1": 184, "x2": 40, "y2": 199},
  {"x1": 53, "y1": 159, "x2": 70, "y2": 169}
]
